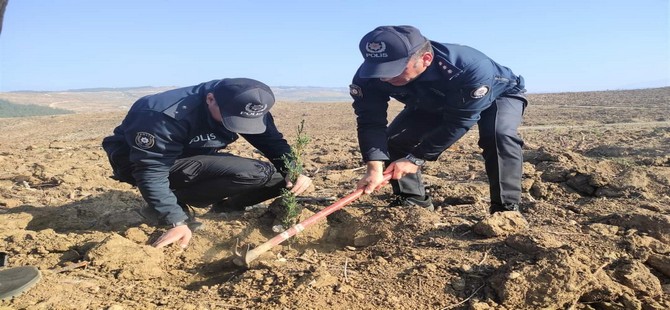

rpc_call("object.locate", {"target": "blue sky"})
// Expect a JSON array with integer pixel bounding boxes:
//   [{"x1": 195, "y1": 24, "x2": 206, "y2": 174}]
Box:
[{"x1": 0, "y1": 0, "x2": 668, "y2": 93}]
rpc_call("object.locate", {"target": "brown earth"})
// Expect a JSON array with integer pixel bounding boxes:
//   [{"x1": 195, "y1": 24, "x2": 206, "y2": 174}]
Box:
[{"x1": 1, "y1": 87, "x2": 669, "y2": 309}]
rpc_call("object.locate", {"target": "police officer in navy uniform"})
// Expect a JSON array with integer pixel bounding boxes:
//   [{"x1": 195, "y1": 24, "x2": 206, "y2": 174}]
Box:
[
  {"x1": 102, "y1": 78, "x2": 312, "y2": 248},
  {"x1": 350, "y1": 25, "x2": 527, "y2": 214}
]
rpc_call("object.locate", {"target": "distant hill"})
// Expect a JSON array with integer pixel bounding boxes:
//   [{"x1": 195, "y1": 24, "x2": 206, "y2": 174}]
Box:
[
  {"x1": 0, "y1": 86, "x2": 176, "y2": 113},
  {"x1": 0, "y1": 86, "x2": 668, "y2": 115},
  {"x1": 0, "y1": 86, "x2": 351, "y2": 113},
  {"x1": 272, "y1": 86, "x2": 350, "y2": 102},
  {"x1": 64, "y1": 86, "x2": 159, "y2": 93},
  {"x1": 0, "y1": 99, "x2": 73, "y2": 118}
]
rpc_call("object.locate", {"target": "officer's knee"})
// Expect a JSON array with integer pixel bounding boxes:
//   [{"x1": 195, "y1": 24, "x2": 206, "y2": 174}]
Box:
[
  {"x1": 265, "y1": 171, "x2": 286, "y2": 188},
  {"x1": 478, "y1": 131, "x2": 523, "y2": 153},
  {"x1": 238, "y1": 161, "x2": 277, "y2": 186},
  {"x1": 257, "y1": 162, "x2": 277, "y2": 184}
]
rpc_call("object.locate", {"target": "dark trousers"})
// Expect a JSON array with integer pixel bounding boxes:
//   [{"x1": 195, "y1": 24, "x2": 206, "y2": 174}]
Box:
[
  {"x1": 387, "y1": 95, "x2": 526, "y2": 206},
  {"x1": 168, "y1": 154, "x2": 285, "y2": 208}
]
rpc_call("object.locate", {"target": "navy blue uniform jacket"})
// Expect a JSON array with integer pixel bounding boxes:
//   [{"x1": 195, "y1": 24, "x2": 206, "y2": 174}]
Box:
[
  {"x1": 102, "y1": 80, "x2": 290, "y2": 224},
  {"x1": 350, "y1": 41, "x2": 526, "y2": 162}
]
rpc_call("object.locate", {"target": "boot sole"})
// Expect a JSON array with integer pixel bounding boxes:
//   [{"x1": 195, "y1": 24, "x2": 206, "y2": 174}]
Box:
[{"x1": 0, "y1": 266, "x2": 42, "y2": 299}]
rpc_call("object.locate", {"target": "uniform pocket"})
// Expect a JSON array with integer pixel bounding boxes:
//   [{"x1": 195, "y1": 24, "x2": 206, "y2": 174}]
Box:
[{"x1": 169, "y1": 159, "x2": 203, "y2": 184}]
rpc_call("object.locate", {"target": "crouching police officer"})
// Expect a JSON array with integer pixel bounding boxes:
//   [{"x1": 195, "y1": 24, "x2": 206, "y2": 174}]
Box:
[
  {"x1": 351, "y1": 25, "x2": 528, "y2": 214},
  {"x1": 102, "y1": 78, "x2": 312, "y2": 248}
]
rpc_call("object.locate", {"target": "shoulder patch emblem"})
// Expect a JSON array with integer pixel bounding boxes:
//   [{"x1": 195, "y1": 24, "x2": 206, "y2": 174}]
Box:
[
  {"x1": 471, "y1": 86, "x2": 490, "y2": 99},
  {"x1": 349, "y1": 84, "x2": 363, "y2": 97},
  {"x1": 135, "y1": 132, "x2": 156, "y2": 149}
]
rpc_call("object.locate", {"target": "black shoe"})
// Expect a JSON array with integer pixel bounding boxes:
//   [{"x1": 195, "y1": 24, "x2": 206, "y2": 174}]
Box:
[
  {"x1": 183, "y1": 219, "x2": 204, "y2": 232},
  {"x1": 208, "y1": 199, "x2": 242, "y2": 213},
  {"x1": 208, "y1": 199, "x2": 265, "y2": 213},
  {"x1": 137, "y1": 202, "x2": 204, "y2": 232},
  {"x1": 489, "y1": 203, "x2": 520, "y2": 214},
  {"x1": 388, "y1": 195, "x2": 435, "y2": 212}
]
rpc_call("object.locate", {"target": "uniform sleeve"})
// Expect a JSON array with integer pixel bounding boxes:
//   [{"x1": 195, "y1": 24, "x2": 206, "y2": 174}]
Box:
[
  {"x1": 241, "y1": 113, "x2": 292, "y2": 174},
  {"x1": 351, "y1": 75, "x2": 392, "y2": 162},
  {"x1": 123, "y1": 110, "x2": 189, "y2": 225},
  {"x1": 412, "y1": 60, "x2": 497, "y2": 160}
]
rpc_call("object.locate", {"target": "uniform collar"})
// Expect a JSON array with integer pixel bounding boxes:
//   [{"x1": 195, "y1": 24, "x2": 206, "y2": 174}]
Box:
[
  {"x1": 431, "y1": 42, "x2": 464, "y2": 80},
  {"x1": 416, "y1": 60, "x2": 442, "y2": 82},
  {"x1": 432, "y1": 54, "x2": 463, "y2": 80},
  {"x1": 415, "y1": 54, "x2": 463, "y2": 82}
]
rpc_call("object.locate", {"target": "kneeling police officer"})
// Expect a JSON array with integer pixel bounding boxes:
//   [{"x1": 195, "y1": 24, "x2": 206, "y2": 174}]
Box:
[{"x1": 103, "y1": 78, "x2": 312, "y2": 248}]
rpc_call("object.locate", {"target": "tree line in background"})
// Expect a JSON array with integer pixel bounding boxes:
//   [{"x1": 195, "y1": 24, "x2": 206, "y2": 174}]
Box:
[{"x1": 0, "y1": 99, "x2": 73, "y2": 118}]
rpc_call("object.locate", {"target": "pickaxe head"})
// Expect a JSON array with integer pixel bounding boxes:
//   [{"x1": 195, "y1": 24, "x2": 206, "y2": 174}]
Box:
[{"x1": 232, "y1": 238, "x2": 252, "y2": 267}]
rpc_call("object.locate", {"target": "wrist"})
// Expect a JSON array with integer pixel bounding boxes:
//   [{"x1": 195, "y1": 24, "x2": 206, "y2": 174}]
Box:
[{"x1": 366, "y1": 160, "x2": 384, "y2": 172}]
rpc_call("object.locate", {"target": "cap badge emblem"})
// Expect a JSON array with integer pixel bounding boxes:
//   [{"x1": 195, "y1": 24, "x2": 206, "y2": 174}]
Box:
[
  {"x1": 242, "y1": 103, "x2": 267, "y2": 116},
  {"x1": 366, "y1": 41, "x2": 386, "y2": 53}
]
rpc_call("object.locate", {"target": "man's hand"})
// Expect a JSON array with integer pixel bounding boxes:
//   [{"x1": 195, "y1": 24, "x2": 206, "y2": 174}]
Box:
[
  {"x1": 357, "y1": 159, "x2": 421, "y2": 194},
  {"x1": 152, "y1": 225, "x2": 192, "y2": 249},
  {"x1": 285, "y1": 174, "x2": 312, "y2": 195},
  {"x1": 357, "y1": 161, "x2": 389, "y2": 194},
  {"x1": 385, "y1": 158, "x2": 420, "y2": 180}
]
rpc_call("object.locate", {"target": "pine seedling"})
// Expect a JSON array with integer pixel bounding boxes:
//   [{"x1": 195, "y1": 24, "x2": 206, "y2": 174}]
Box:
[{"x1": 279, "y1": 120, "x2": 310, "y2": 228}]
